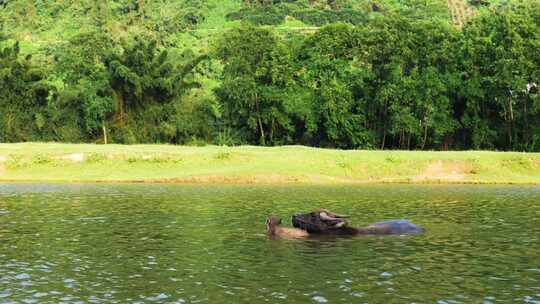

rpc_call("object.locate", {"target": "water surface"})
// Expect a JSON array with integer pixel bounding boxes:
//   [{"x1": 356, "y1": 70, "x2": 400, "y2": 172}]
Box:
[{"x1": 0, "y1": 184, "x2": 539, "y2": 303}]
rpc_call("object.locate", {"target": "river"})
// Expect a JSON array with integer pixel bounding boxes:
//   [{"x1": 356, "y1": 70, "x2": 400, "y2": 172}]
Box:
[{"x1": 0, "y1": 184, "x2": 539, "y2": 303}]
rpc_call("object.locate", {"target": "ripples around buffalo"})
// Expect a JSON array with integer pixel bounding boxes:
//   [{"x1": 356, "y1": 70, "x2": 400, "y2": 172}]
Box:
[{"x1": 0, "y1": 184, "x2": 539, "y2": 303}]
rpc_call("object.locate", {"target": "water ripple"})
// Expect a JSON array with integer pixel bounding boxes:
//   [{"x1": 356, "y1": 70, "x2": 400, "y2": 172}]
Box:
[{"x1": 0, "y1": 184, "x2": 539, "y2": 303}]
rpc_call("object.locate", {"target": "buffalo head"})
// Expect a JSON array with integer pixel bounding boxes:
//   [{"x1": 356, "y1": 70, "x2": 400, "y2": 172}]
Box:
[{"x1": 292, "y1": 209, "x2": 349, "y2": 233}]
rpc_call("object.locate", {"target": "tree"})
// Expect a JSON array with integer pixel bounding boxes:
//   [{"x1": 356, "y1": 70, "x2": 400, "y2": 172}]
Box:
[
  {"x1": 300, "y1": 23, "x2": 373, "y2": 148},
  {"x1": 358, "y1": 16, "x2": 460, "y2": 149},
  {"x1": 214, "y1": 26, "x2": 297, "y2": 145},
  {"x1": 460, "y1": 7, "x2": 540, "y2": 150},
  {"x1": 50, "y1": 31, "x2": 115, "y2": 143},
  {"x1": 107, "y1": 37, "x2": 206, "y2": 115},
  {"x1": 0, "y1": 40, "x2": 50, "y2": 142}
]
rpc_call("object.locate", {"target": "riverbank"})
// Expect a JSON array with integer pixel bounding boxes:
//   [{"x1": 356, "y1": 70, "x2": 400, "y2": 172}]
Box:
[{"x1": 0, "y1": 143, "x2": 539, "y2": 184}]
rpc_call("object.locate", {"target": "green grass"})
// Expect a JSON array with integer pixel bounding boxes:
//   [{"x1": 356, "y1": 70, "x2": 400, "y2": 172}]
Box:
[
  {"x1": 198, "y1": 0, "x2": 242, "y2": 30},
  {"x1": 1, "y1": 143, "x2": 539, "y2": 184}
]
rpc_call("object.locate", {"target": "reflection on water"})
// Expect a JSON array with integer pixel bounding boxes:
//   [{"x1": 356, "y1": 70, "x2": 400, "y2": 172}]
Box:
[{"x1": 0, "y1": 184, "x2": 539, "y2": 303}]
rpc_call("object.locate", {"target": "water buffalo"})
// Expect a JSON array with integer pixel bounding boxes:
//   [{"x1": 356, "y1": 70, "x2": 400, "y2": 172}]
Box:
[
  {"x1": 290, "y1": 209, "x2": 350, "y2": 233},
  {"x1": 292, "y1": 209, "x2": 425, "y2": 235}
]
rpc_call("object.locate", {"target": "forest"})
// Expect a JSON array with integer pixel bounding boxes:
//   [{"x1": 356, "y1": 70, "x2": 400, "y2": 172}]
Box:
[{"x1": 1, "y1": 0, "x2": 540, "y2": 151}]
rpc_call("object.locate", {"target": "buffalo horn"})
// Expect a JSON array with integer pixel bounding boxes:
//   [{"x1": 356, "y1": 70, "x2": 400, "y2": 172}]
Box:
[
  {"x1": 319, "y1": 211, "x2": 339, "y2": 221},
  {"x1": 319, "y1": 209, "x2": 349, "y2": 218}
]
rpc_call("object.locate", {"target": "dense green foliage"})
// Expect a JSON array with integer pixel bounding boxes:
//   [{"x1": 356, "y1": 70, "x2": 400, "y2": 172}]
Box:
[
  {"x1": 0, "y1": 42, "x2": 50, "y2": 141},
  {"x1": 228, "y1": 0, "x2": 450, "y2": 26},
  {"x1": 1, "y1": 0, "x2": 540, "y2": 150}
]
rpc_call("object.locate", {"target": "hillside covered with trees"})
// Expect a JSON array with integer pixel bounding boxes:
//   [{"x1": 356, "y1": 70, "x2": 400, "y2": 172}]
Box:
[{"x1": 1, "y1": 0, "x2": 540, "y2": 151}]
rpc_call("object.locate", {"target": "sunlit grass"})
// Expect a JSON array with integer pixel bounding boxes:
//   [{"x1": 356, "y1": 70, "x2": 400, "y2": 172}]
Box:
[
  {"x1": 198, "y1": 0, "x2": 241, "y2": 30},
  {"x1": 0, "y1": 143, "x2": 539, "y2": 184}
]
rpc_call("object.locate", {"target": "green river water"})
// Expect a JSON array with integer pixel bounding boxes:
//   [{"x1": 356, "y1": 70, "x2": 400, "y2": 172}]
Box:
[{"x1": 0, "y1": 184, "x2": 539, "y2": 303}]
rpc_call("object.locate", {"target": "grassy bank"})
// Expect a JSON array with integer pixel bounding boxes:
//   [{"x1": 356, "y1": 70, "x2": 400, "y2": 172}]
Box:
[{"x1": 0, "y1": 143, "x2": 539, "y2": 184}]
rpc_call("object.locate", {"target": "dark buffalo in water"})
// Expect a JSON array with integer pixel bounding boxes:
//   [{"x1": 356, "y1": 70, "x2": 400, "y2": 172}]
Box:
[{"x1": 292, "y1": 209, "x2": 425, "y2": 235}]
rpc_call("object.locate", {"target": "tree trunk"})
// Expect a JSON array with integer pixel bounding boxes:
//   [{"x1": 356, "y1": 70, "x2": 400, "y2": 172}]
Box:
[
  {"x1": 381, "y1": 131, "x2": 386, "y2": 150},
  {"x1": 380, "y1": 102, "x2": 388, "y2": 149},
  {"x1": 255, "y1": 94, "x2": 266, "y2": 146},
  {"x1": 442, "y1": 136, "x2": 451, "y2": 151},
  {"x1": 508, "y1": 96, "x2": 513, "y2": 149},
  {"x1": 258, "y1": 115, "x2": 265, "y2": 146},
  {"x1": 524, "y1": 96, "x2": 529, "y2": 148},
  {"x1": 421, "y1": 124, "x2": 428, "y2": 150},
  {"x1": 113, "y1": 91, "x2": 125, "y2": 123},
  {"x1": 380, "y1": 116, "x2": 387, "y2": 149},
  {"x1": 102, "y1": 122, "x2": 108, "y2": 145},
  {"x1": 399, "y1": 130, "x2": 405, "y2": 150},
  {"x1": 270, "y1": 118, "x2": 275, "y2": 144}
]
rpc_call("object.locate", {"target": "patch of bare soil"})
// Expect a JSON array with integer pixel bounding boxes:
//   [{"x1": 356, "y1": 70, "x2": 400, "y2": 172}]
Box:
[
  {"x1": 162, "y1": 174, "x2": 302, "y2": 184},
  {"x1": 414, "y1": 160, "x2": 474, "y2": 182},
  {"x1": 143, "y1": 174, "x2": 380, "y2": 185},
  {"x1": 447, "y1": 0, "x2": 476, "y2": 27},
  {"x1": 94, "y1": 174, "x2": 304, "y2": 184},
  {"x1": 530, "y1": 157, "x2": 540, "y2": 168},
  {"x1": 60, "y1": 153, "x2": 85, "y2": 162}
]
